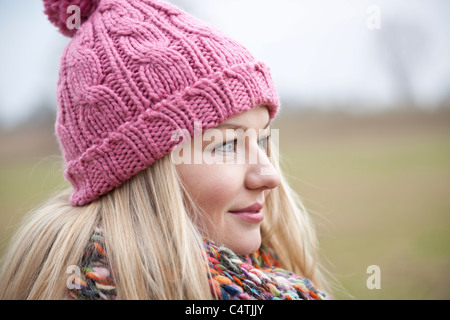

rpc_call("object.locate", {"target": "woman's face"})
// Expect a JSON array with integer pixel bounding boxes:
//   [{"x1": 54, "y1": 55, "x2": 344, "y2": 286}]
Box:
[{"x1": 174, "y1": 105, "x2": 280, "y2": 255}]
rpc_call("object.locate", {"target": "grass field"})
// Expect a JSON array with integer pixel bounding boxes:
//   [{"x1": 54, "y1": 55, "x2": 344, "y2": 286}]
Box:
[{"x1": 1, "y1": 107, "x2": 449, "y2": 299}]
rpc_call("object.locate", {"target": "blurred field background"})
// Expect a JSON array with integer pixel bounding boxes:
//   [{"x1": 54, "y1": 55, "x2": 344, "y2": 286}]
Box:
[
  {"x1": 1, "y1": 0, "x2": 450, "y2": 300},
  {"x1": 1, "y1": 105, "x2": 449, "y2": 299},
  {"x1": 273, "y1": 106, "x2": 450, "y2": 299}
]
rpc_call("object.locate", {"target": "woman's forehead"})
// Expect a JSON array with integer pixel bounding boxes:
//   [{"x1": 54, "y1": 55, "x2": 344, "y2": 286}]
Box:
[{"x1": 216, "y1": 105, "x2": 270, "y2": 130}]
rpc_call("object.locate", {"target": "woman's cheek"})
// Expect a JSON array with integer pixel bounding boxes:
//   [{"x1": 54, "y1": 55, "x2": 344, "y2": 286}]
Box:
[{"x1": 197, "y1": 165, "x2": 241, "y2": 207}]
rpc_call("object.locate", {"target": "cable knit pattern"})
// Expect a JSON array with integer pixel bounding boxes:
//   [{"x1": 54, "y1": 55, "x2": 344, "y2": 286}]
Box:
[{"x1": 44, "y1": 0, "x2": 280, "y2": 206}]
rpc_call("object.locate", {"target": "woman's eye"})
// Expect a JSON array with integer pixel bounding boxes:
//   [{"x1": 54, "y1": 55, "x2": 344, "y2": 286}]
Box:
[
  {"x1": 215, "y1": 139, "x2": 237, "y2": 153},
  {"x1": 214, "y1": 135, "x2": 270, "y2": 154},
  {"x1": 258, "y1": 135, "x2": 270, "y2": 153}
]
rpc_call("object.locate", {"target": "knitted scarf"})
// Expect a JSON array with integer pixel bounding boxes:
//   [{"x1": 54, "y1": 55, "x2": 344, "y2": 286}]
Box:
[{"x1": 66, "y1": 227, "x2": 325, "y2": 300}]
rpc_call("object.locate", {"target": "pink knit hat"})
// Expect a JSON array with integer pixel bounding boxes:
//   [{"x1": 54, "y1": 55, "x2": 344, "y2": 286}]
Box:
[{"x1": 43, "y1": 0, "x2": 280, "y2": 206}]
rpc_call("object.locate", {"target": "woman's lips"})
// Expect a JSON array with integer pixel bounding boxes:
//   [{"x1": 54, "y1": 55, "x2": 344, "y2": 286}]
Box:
[{"x1": 228, "y1": 203, "x2": 264, "y2": 223}]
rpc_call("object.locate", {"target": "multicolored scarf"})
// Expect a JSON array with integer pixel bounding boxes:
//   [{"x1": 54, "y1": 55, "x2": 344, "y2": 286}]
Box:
[{"x1": 66, "y1": 227, "x2": 325, "y2": 300}]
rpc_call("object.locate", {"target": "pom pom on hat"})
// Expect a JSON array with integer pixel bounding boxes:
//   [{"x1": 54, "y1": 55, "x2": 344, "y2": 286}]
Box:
[{"x1": 43, "y1": 0, "x2": 100, "y2": 37}]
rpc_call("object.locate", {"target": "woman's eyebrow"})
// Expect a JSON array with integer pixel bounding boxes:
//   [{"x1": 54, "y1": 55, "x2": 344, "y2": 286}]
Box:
[{"x1": 216, "y1": 120, "x2": 271, "y2": 130}]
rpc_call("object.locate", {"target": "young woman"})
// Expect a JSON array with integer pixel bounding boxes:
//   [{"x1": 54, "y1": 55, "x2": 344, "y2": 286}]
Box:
[{"x1": 0, "y1": 0, "x2": 329, "y2": 300}]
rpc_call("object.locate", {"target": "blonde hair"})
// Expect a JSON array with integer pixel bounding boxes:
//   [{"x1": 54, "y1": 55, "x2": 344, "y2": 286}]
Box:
[{"x1": 0, "y1": 134, "x2": 330, "y2": 299}]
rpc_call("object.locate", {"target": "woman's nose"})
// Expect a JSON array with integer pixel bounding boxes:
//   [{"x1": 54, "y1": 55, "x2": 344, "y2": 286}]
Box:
[{"x1": 244, "y1": 146, "x2": 281, "y2": 191}]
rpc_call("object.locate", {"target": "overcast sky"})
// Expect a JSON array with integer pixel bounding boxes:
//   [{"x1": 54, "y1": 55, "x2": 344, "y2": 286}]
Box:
[{"x1": 0, "y1": 0, "x2": 449, "y2": 127}]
